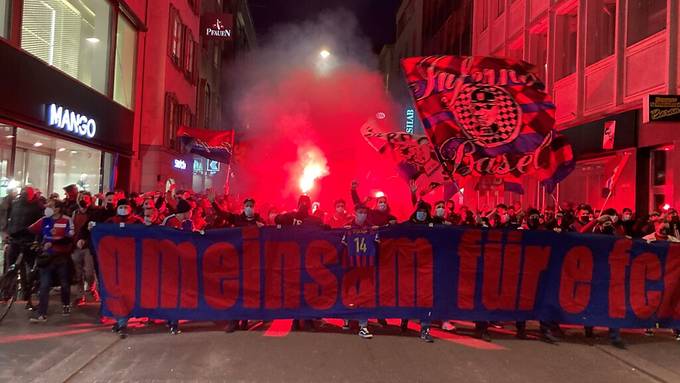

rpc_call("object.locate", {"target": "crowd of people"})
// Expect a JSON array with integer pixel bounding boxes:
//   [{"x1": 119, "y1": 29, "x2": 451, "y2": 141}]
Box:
[{"x1": 1, "y1": 179, "x2": 679, "y2": 347}]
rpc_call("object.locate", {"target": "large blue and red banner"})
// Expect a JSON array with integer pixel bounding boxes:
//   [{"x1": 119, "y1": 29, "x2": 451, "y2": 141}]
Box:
[{"x1": 92, "y1": 224, "x2": 680, "y2": 328}]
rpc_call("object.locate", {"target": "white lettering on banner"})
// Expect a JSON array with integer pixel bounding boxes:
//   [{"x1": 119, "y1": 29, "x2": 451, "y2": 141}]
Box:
[
  {"x1": 47, "y1": 104, "x2": 96, "y2": 139},
  {"x1": 173, "y1": 159, "x2": 187, "y2": 170}
]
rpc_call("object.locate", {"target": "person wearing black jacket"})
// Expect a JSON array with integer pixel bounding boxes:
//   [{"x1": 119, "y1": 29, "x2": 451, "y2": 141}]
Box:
[
  {"x1": 5, "y1": 186, "x2": 44, "y2": 309},
  {"x1": 275, "y1": 195, "x2": 324, "y2": 227},
  {"x1": 399, "y1": 201, "x2": 434, "y2": 342}
]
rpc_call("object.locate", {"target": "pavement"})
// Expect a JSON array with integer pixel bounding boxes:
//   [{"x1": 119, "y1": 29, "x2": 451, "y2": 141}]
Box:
[{"x1": 2, "y1": 297, "x2": 680, "y2": 383}]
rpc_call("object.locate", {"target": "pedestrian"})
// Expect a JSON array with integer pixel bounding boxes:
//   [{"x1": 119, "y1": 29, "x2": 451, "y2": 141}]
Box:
[
  {"x1": 71, "y1": 193, "x2": 99, "y2": 305},
  {"x1": 29, "y1": 201, "x2": 74, "y2": 323}
]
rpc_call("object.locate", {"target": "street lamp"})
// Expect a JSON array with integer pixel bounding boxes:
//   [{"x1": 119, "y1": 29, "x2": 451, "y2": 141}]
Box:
[{"x1": 319, "y1": 49, "x2": 331, "y2": 59}]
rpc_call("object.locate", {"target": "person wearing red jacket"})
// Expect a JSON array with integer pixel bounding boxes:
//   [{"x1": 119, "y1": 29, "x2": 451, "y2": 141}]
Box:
[
  {"x1": 71, "y1": 194, "x2": 99, "y2": 305},
  {"x1": 105, "y1": 199, "x2": 144, "y2": 225},
  {"x1": 350, "y1": 180, "x2": 397, "y2": 227},
  {"x1": 28, "y1": 201, "x2": 75, "y2": 323},
  {"x1": 326, "y1": 199, "x2": 353, "y2": 228}
]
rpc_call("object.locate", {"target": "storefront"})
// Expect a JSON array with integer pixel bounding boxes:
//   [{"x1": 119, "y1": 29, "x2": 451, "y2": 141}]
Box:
[
  {"x1": 162, "y1": 153, "x2": 226, "y2": 193},
  {"x1": 0, "y1": 38, "x2": 134, "y2": 197}
]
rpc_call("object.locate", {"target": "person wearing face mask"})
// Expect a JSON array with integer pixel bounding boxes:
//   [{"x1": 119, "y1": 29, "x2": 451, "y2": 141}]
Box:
[
  {"x1": 406, "y1": 201, "x2": 433, "y2": 225},
  {"x1": 569, "y1": 205, "x2": 594, "y2": 233},
  {"x1": 445, "y1": 200, "x2": 461, "y2": 225},
  {"x1": 106, "y1": 199, "x2": 144, "y2": 225},
  {"x1": 616, "y1": 208, "x2": 634, "y2": 236},
  {"x1": 350, "y1": 180, "x2": 397, "y2": 226},
  {"x1": 5, "y1": 186, "x2": 44, "y2": 310},
  {"x1": 143, "y1": 207, "x2": 161, "y2": 226},
  {"x1": 641, "y1": 216, "x2": 680, "y2": 340},
  {"x1": 431, "y1": 201, "x2": 452, "y2": 225},
  {"x1": 266, "y1": 207, "x2": 279, "y2": 226},
  {"x1": 398, "y1": 201, "x2": 435, "y2": 342},
  {"x1": 71, "y1": 194, "x2": 99, "y2": 305},
  {"x1": 667, "y1": 208, "x2": 680, "y2": 238},
  {"x1": 28, "y1": 201, "x2": 75, "y2": 323},
  {"x1": 232, "y1": 198, "x2": 264, "y2": 228},
  {"x1": 514, "y1": 209, "x2": 559, "y2": 343},
  {"x1": 327, "y1": 199, "x2": 352, "y2": 228}
]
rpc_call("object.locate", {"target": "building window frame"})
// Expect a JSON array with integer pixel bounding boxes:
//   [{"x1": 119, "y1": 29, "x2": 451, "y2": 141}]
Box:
[{"x1": 168, "y1": 5, "x2": 183, "y2": 66}]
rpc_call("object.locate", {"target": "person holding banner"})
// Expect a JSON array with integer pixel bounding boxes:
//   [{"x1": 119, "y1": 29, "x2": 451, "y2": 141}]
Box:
[
  {"x1": 515, "y1": 209, "x2": 559, "y2": 343},
  {"x1": 350, "y1": 181, "x2": 397, "y2": 227},
  {"x1": 642, "y1": 215, "x2": 680, "y2": 340},
  {"x1": 398, "y1": 201, "x2": 435, "y2": 343},
  {"x1": 341, "y1": 204, "x2": 378, "y2": 339}
]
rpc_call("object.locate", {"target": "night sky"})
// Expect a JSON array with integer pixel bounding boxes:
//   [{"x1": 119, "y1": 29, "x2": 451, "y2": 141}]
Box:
[{"x1": 249, "y1": 0, "x2": 402, "y2": 53}]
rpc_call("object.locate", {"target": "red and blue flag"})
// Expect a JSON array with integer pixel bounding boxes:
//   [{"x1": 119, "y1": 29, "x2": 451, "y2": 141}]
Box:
[{"x1": 177, "y1": 126, "x2": 233, "y2": 164}]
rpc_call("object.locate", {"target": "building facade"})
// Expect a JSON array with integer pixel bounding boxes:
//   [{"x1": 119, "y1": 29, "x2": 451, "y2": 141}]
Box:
[
  {"x1": 135, "y1": 0, "x2": 255, "y2": 194},
  {"x1": 0, "y1": 0, "x2": 142, "y2": 198},
  {"x1": 472, "y1": 0, "x2": 679, "y2": 213}
]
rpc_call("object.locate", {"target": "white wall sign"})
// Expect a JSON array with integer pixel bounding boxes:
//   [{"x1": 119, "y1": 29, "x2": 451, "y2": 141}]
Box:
[
  {"x1": 47, "y1": 104, "x2": 96, "y2": 139},
  {"x1": 173, "y1": 159, "x2": 187, "y2": 170}
]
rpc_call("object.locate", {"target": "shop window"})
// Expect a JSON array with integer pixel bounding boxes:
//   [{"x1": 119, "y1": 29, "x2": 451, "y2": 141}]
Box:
[
  {"x1": 168, "y1": 5, "x2": 183, "y2": 65},
  {"x1": 21, "y1": 0, "x2": 111, "y2": 93},
  {"x1": 554, "y1": 8, "x2": 578, "y2": 81},
  {"x1": 652, "y1": 150, "x2": 666, "y2": 186},
  {"x1": 0, "y1": 0, "x2": 9, "y2": 39},
  {"x1": 14, "y1": 128, "x2": 102, "y2": 195},
  {"x1": 114, "y1": 15, "x2": 137, "y2": 110},
  {"x1": 627, "y1": 0, "x2": 666, "y2": 46},
  {"x1": 0, "y1": 125, "x2": 14, "y2": 197},
  {"x1": 529, "y1": 28, "x2": 548, "y2": 83},
  {"x1": 586, "y1": 0, "x2": 616, "y2": 66}
]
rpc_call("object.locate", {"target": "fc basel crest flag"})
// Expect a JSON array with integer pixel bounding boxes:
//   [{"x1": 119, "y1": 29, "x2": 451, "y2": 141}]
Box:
[
  {"x1": 401, "y1": 56, "x2": 574, "y2": 192},
  {"x1": 177, "y1": 126, "x2": 233, "y2": 164}
]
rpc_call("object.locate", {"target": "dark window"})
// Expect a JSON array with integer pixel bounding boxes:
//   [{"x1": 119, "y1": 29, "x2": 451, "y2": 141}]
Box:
[
  {"x1": 652, "y1": 150, "x2": 667, "y2": 186},
  {"x1": 168, "y1": 6, "x2": 183, "y2": 65},
  {"x1": 627, "y1": 0, "x2": 666, "y2": 46},
  {"x1": 164, "y1": 93, "x2": 179, "y2": 149}
]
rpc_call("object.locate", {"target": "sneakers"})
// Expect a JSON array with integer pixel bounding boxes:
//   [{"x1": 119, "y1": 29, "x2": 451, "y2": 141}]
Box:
[
  {"x1": 441, "y1": 321, "x2": 455, "y2": 332},
  {"x1": 541, "y1": 330, "x2": 559, "y2": 344},
  {"x1": 515, "y1": 329, "x2": 528, "y2": 340},
  {"x1": 400, "y1": 319, "x2": 408, "y2": 333},
  {"x1": 342, "y1": 320, "x2": 350, "y2": 331},
  {"x1": 24, "y1": 302, "x2": 34, "y2": 311},
  {"x1": 117, "y1": 326, "x2": 128, "y2": 339},
  {"x1": 358, "y1": 327, "x2": 373, "y2": 339},
  {"x1": 611, "y1": 338, "x2": 626, "y2": 349},
  {"x1": 490, "y1": 321, "x2": 504, "y2": 329},
  {"x1": 420, "y1": 329, "x2": 434, "y2": 343},
  {"x1": 675, "y1": 331, "x2": 680, "y2": 341},
  {"x1": 475, "y1": 329, "x2": 492, "y2": 342},
  {"x1": 62, "y1": 305, "x2": 71, "y2": 316},
  {"x1": 644, "y1": 328, "x2": 655, "y2": 337},
  {"x1": 29, "y1": 315, "x2": 47, "y2": 323},
  {"x1": 111, "y1": 324, "x2": 119, "y2": 333},
  {"x1": 73, "y1": 297, "x2": 87, "y2": 306},
  {"x1": 170, "y1": 324, "x2": 181, "y2": 335},
  {"x1": 224, "y1": 321, "x2": 237, "y2": 333}
]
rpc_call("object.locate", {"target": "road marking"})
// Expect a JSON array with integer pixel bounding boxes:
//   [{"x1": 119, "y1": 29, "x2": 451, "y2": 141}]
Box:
[{"x1": 263, "y1": 319, "x2": 292, "y2": 337}]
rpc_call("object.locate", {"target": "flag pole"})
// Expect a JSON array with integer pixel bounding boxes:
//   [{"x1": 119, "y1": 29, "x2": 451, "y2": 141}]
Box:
[{"x1": 224, "y1": 129, "x2": 235, "y2": 196}]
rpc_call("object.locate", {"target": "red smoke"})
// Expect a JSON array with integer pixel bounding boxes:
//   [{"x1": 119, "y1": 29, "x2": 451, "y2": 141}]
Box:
[{"x1": 232, "y1": 63, "x2": 413, "y2": 219}]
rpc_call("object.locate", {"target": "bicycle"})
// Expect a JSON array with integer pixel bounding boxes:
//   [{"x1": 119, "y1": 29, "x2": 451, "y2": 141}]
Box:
[{"x1": 0, "y1": 243, "x2": 40, "y2": 324}]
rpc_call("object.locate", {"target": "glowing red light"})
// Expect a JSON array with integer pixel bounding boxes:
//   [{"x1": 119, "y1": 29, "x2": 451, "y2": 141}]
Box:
[
  {"x1": 297, "y1": 145, "x2": 329, "y2": 194},
  {"x1": 376, "y1": 112, "x2": 386, "y2": 120},
  {"x1": 663, "y1": 203, "x2": 671, "y2": 211},
  {"x1": 375, "y1": 191, "x2": 385, "y2": 198}
]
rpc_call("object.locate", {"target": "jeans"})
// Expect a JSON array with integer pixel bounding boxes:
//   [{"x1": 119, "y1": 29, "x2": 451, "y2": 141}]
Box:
[
  {"x1": 6, "y1": 240, "x2": 37, "y2": 301},
  {"x1": 71, "y1": 248, "x2": 96, "y2": 297},
  {"x1": 37, "y1": 261, "x2": 71, "y2": 316}
]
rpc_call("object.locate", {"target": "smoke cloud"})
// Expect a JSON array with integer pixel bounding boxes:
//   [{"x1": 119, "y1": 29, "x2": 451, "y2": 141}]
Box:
[{"x1": 225, "y1": 9, "x2": 413, "y2": 218}]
